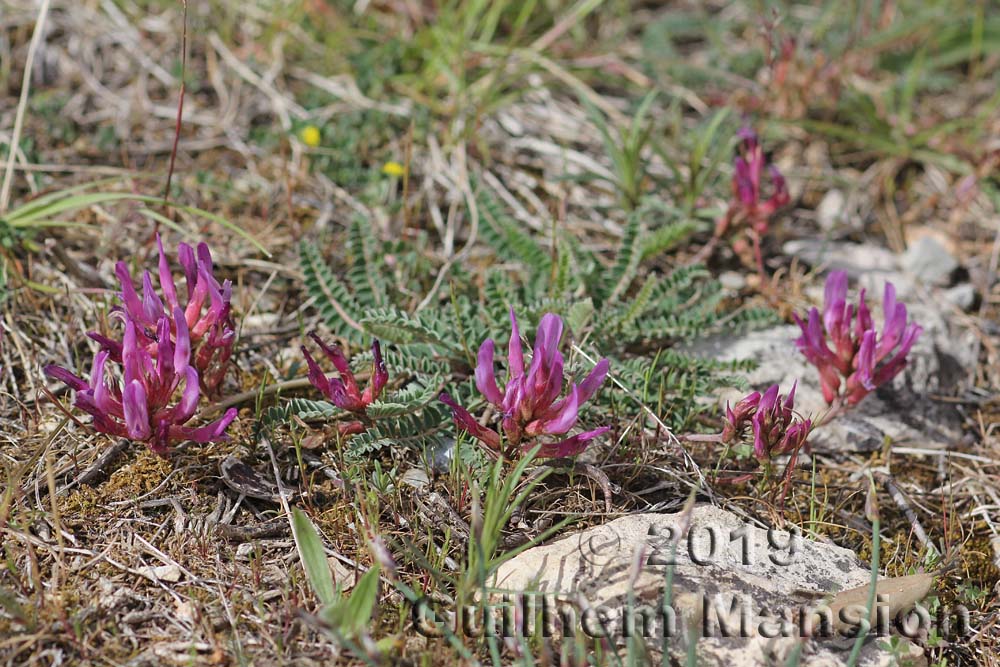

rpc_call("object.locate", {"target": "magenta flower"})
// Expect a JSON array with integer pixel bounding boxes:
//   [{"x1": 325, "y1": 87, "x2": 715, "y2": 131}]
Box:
[
  {"x1": 45, "y1": 311, "x2": 237, "y2": 456},
  {"x1": 440, "y1": 309, "x2": 611, "y2": 459},
  {"x1": 111, "y1": 234, "x2": 235, "y2": 395},
  {"x1": 302, "y1": 332, "x2": 388, "y2": 412},
  {"x1": 730, "y1": 126, "x2": 790, "y2": 235},
  {"x1": 793, "y1": 271, "x2": 922, "y2": 406},
  {"x1": 722, "y1": 383, "x2": 811, "y2": 460}
]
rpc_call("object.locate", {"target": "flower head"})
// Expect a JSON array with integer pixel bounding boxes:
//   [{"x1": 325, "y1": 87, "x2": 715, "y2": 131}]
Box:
[
  {"x1": 382, "y1": 161, "x2": 406, "y2": 177},
  {"x1": 112, "y1": 234, "x2": 235, "y2": 395},
  {"x1": 440, "y1": 309, "x2": 610, "y2": 459},
  {"x1": 793, "y1": 271, "x2": 922, "y2": 405},
  {"x1": 302, "y1": 333, "x2": 388, "y2": 412},
  {"x1": 299, "y1": 125, "x2": 322, "y2": 147},
  {"x1": 46, "y1": 311, "x2": 237, "y2": 456},
  {"x1": 722, "y1": 383, "x2": 811, "y2": 460},
  {"x1": 729, "y1": 126, "x2": 790, "y2": 235}
]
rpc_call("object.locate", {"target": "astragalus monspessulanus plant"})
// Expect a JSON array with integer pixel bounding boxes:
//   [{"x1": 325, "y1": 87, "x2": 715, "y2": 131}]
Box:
[
  {"x1": 697, "y1": 125, "x2": 790, "y2": 278},
  {"x1": 45, "y1": 235, "x2": 237, "y2": 456},
  {"x1": 793, "y1": 270, "x2": 922, "y2": 411},
  {"x1": 301, "y1": 332, "x2": 390, "y2": 437},
  {"x1": 440, "y1": 309, "x2": 610, "y2": 461}
]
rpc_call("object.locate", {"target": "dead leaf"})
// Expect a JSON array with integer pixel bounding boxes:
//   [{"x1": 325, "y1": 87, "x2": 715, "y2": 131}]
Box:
[{"x1": 805, "y1": 572, "x2": 934, "y2": 636}]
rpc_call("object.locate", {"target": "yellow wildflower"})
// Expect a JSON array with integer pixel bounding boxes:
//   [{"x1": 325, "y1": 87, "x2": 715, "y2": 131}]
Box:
[
  {"x1": 382, "y1": 161, "x2": 406, "y2": 177},
  {"x1": 299, "y1": 125, "x2": 321, "y2": 147}
]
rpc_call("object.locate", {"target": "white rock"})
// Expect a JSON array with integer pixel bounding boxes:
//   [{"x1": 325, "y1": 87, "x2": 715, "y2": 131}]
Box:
[
  {"x1": 901, "y1": 237, "x2": 959, "y2": 286},
  {"x1": 944, "y1": 284, "x2": 976, "y2": 311},
  {"x1": 492, "y1": 506, "x2": 926, "y2": 666},
  {"x1": 783, "y1": 240, "x2": 898, "y2": 279},
  {"x1": 136, "y1": 564, "x2": 182, "y2": 583},
  {"x1": 720, "y1": 271, "x2": 748, "y2": 292},
  {"x1": 400, "y1": 466, "x2": 431, "y2": 489}
]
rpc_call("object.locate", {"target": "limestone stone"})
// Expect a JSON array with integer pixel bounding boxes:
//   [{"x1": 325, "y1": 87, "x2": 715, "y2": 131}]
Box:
[{"x1": 493, "y1": 506, "x2": 926, "y2": 666}]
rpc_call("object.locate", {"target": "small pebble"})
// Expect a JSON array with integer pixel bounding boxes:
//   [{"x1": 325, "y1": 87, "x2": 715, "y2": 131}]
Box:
[
  {"x1": 719, "y1": 271, "x2": 746, "y2": 291},
  {"x1": 816, "y1": 189, "x2": 846, "y2": 231}
]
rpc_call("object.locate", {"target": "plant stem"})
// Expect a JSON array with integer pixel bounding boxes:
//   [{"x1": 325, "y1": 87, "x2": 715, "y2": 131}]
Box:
[{"x1": 678, "y1": 432, "x2": 725, "y2": 443}]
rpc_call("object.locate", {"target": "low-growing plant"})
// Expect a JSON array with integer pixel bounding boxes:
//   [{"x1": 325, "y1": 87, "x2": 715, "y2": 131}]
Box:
[
  {"x1": 710, "y1": 125, "x2": 790, "y2": 277},
  {"x1": 289, "y1": 507, "x2": 385, "y2": 654},
  {"x1": 45, "y1": 234, "x2": 238, "y2": 456},
  {"x1": 793, "y1": 270, "x2": 922, "y2": 410},
  {"x1": 440, "y1": 308, "x2": 610, "y2": 460}
]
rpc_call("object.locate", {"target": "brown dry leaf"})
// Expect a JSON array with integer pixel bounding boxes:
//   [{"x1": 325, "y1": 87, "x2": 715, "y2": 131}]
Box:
[
  {"x1": 328, "y1": 556, "x2": 355, "y2": 592},
  {"x1": 811, "y1": 573, "x2": 934, "y2": 636}
]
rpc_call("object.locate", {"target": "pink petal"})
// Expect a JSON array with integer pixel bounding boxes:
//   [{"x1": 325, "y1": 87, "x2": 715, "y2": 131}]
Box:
[
  {"x1": 758, "y1": 384, "x2": 780, "y2": 413},
  {"x1": 536, "y1": 351, "x2": 565, "y2": 410},
  {"x1": 173, "y1": 366, "x2": 200, "y2": 424},
  {"x1": 474, "y1": 339, "x2": 503, "y2": 405},
  {"x1": 122, "y1": 379, "x2": 151, "y2": 441},
  {"x1": 173, "y1": 307, "x2": 191, "y2": 374},
  {"x1": 439, "y1": 393, "x2": 501, "y2": 450},
  {"x1": 855, "y1": 288, "x2": 873, "y2": 338},
  {"x1": 174, "y1": 407, "x2": 237, "y2": 443},
  {"x1": 44, "y1": 365, "x2": 88, "y2": 391},
  {"x1": 155, "y1": 315, "x2": 174, "y2": 380},
  {"x1": 301, "y1": 346, "x2": 331, "y2": 398},
  {"x1": 533, "y1": 426, "x2": 610, "y2": 458},
  {"x1": 116, "y1": 262, "x2": 145, "y2": 323},
  {"x1": 855, "y1": 330, "x2": 877, "y2": 391},
  {"x1": 156, "y1": 234, "x2": 179, "y2": 311},
  {"x1": 196, "y1": 242, "x2": 214, "y2": 274},
  {"x1": 141, "y1": 271, "x2": 164, "y2": 324},
  {"x1": 751, "y1": 415, "x2": 769, "y2": 460},
  {"x1": 822, "y1": 271, "x2": 848, "y2": 330},
  {"x1": 122, "y1": 319, "x2": 142, "y2": 386},
  {"x1": 87, "y1": 332, "x2": 122, "y2": 362},
  {"x1": 534, "y1": 313, "x2": 564, "y2": 369},
  {"x1": 577, "y1": 358, "x2": 610, "y2": 404},
  {"x1": 873, "y1": 323, "x2": 922, "y2": 387},
  {"x1": 177, "y1": 242, "x2": 198, "y2": 299},
  {"x1": 528, "y1": 384, "x2": 579, "y2": 436},
  {"x1": 90, "y1": 350, "x2": 119, "y2": 416},
  {"x1": 309, "y1": 332, "x2": 353, "y2": 379}
]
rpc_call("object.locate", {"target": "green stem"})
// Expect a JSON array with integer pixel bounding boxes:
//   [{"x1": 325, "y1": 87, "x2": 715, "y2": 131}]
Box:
[{"x1": 846, "y1": 518, "x2": 881, "y2": 667}]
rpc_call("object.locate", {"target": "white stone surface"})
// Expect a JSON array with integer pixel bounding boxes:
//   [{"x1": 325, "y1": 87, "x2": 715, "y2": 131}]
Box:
[{"x1": 493, "y1": 506, "x2": 926, "y2": 666}]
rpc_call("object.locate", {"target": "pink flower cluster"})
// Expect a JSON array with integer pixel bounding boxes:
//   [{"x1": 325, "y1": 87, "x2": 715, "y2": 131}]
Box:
[
  {"x1": 728, "y1": 126, "x2": 790, "y2": 236},
  {"x1": 440, "y1": 309, "x2": 610, "y2": 459},
  {"x1": 793, "y1": 271, "x2": 922, "y2": 406},
  {"x1": 45, "y1": 235, "x2": 237, "y2": 456},
  {"x1": 301, "y1": 332, "x2": 389, "y2": 435},
  {"x1": 723, "y1": 383, "x2": 811, "y2": 461}
]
